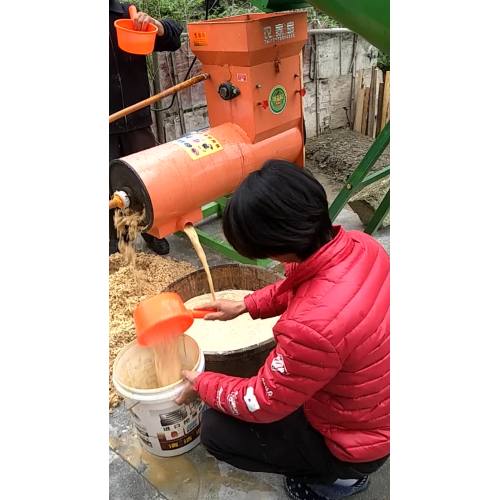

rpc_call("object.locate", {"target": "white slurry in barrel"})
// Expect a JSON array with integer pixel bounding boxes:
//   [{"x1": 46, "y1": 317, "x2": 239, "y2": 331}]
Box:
[{"x1": 184, "y1": 290, "x2": 277, "y2": 352}]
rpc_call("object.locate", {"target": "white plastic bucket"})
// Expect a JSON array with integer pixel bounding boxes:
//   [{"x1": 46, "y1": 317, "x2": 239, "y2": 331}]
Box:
[{"x1": 112, "y1": 335, "x2": 205, "y2": 457}]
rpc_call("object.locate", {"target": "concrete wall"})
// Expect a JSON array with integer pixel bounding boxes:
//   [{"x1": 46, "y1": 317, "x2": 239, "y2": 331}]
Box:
[{"x1": 150, "y1": 31, "x2": 377, "y2": 143}]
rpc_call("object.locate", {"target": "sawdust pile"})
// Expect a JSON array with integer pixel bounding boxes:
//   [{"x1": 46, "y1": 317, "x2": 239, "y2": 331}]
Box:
[{"x1": 109, "y1": 251, "x2": 195, "y2": 409}]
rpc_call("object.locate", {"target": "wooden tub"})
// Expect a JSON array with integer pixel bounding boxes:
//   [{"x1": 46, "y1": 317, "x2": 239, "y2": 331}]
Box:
[{"x1": 164, "y1": 264, "x2": 282, "y2": 377}]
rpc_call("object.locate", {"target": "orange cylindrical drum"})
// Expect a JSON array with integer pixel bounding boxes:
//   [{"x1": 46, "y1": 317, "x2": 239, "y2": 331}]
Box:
[{"x1": 109, "y1": 122, "x2": 303, "y2": 238}]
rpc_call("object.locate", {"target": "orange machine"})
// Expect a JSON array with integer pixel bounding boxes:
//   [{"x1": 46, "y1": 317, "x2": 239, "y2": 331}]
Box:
[{"x1": 110, "y1": 11, "x2": 307, "y2": 238}]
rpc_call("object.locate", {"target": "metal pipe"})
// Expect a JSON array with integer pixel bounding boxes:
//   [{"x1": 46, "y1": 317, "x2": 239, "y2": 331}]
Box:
[
  {"x1": 308, "y1": 28, "x2": 351, "y2": 35},
  {"x1": 109, "y1": 73, "x2": 209, "y2": 124}
]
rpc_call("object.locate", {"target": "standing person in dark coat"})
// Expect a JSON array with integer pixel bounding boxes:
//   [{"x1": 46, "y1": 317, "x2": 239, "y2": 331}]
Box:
[{"x1": 109, "y1": 0, "x2": 182, "y2": 255}]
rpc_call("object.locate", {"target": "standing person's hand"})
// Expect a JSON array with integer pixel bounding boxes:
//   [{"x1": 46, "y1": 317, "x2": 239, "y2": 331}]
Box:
[
  {"x1": 132, "y1": 10, "x2": 165, "y2": 36},
  {"x1": 197, "y1": 300, "x2": 247, "y2": 321}
]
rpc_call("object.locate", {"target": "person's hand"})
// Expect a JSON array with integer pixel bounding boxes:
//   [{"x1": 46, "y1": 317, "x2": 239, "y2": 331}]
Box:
[
  {"x1": 132, "y1": 11, "x2": 165, "y2": 36},
  {"x1": 197, "y1": 299, "x2": 247, "y2": 321},
  {"x1": 175, "y1": 370, "x2": 200, "y2": 405}
]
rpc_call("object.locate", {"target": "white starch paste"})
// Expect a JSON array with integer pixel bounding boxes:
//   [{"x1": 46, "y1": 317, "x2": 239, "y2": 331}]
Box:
[{"x1": 184, "y1": 290, "x2": 277, "y2": 353}]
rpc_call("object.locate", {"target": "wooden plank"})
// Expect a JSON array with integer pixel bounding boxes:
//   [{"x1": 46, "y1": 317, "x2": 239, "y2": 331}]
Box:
[
  {"x1": 381, "y1": 70, "x2": 390, "y2": 126},
  {"x1": 367, "y1": 67, "x2": 377, "y2": 137},
  {"x1": 353, "y1": 87, "x2": 366, "y2": 132},
  {"x1": 376, "y1": 81, "x2": 385, "y2": 135},
  {"x1": 361, "y1": 86, "x2": 370, "y2": 135},
  {"x1": 351, "y1": 71, "x2": 363, "y2": 129},
  {"x1": 355, "y1": 70, "x2": 364, "y2": 97},
  {"x1": 371, "y1": 69, "x2": 383, "y2": 137}
]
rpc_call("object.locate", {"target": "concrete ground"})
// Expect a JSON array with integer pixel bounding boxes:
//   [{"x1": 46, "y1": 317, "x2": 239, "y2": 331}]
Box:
[{"x1": 109, "y1": 177, "x2": 390, "y2": 499}]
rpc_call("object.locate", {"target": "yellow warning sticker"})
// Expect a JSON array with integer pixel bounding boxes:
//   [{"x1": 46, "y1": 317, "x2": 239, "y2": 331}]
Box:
[{"x1": 174, "y1": 132, "x2": 223, "y2": 160}]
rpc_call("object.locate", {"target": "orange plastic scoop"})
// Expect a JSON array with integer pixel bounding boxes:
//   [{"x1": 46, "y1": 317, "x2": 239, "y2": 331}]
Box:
[
  {"x1": 134, "y1": 292, "x2": 214, "y2": 347},
  {"x1": 114, "y1": 5, "x2": 158, "y2": 55}
]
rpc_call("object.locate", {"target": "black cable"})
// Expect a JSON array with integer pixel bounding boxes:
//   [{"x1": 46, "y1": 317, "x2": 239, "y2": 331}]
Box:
[{"x1": 152, "y1": 55, "x2": 198, "y2": 112}]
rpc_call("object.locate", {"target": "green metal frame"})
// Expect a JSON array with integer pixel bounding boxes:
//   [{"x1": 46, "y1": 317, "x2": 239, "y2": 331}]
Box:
[
  {"x1": 364, "y1": 189, "x2": 389, "y2": 234},
  {"x1": 328, "y1": 122, "x2": 390, "y2": 234}
]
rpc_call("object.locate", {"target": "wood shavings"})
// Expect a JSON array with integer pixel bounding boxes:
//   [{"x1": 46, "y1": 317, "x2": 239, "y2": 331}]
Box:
[
  {"x1": 113, "y1": 208, "x2": 146, "y2": 268},
  {"x1": 109, "y1": 251, "x2": 195, "y2": 409}
]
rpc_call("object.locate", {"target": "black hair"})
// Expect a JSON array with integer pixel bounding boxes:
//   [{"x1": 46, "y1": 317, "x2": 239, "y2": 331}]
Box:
[{"x1": 223, "y1": 160, "x2": 335, "y2": 261}]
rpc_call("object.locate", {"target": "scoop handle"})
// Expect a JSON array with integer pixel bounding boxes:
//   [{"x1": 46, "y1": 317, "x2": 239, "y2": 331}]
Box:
[
  {"x1": 128, "y1": 5, "x2": 137, "y2": 20},
  {"x1": 191, "y1": 309, "x2": 216, "y2": 319}
]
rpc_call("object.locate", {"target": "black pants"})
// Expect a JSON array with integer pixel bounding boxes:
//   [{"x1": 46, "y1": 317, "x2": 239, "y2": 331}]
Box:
[
  {"x1": 201, "y1": 408, "x2": 388, "y2": 483},
  {"x1": 109, "y1": 127, "x2": 158, "y2": 246}
]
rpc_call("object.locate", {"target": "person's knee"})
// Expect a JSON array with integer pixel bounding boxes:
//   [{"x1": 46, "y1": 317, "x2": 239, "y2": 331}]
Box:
[{"x1": 200, "y1": 408, "x2": 221, "y2": 452}]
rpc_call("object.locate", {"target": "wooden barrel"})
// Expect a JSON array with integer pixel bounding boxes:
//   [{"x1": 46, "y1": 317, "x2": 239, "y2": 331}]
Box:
[{"x1": 163, "y1": 264, "x2": 282, "y2": 377}]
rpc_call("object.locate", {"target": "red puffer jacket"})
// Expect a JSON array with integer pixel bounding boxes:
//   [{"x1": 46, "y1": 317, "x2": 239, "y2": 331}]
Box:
[{"x1": 194, "y1": 226, "x2": 390, "y2": 463}]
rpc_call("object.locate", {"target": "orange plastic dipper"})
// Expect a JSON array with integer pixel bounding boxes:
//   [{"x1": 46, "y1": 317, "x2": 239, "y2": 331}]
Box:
[
  {"x1": 114, "y1": 5, "x2": 158, "y2": 55},
  {"x1": 134, "y1": 292, "x2": 214, "y2": 347}
]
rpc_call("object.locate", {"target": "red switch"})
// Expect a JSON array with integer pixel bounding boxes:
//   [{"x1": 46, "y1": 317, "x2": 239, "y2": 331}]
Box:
[{"x1": 258, "y1": 100, "x2": 269, "y2": 110}]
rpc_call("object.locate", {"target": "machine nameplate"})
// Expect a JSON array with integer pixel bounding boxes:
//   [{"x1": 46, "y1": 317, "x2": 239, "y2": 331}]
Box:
[{"x1": 263, "y1": 21, "x2": 295, "y2": 44}]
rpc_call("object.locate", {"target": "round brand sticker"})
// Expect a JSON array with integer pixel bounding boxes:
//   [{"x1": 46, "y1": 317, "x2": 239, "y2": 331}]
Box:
[{"x1": 269, "y1": 85, "x2": 287, "y2": 114}]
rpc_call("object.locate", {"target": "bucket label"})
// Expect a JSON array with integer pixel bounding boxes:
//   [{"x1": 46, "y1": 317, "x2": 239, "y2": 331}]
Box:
[
  {"x1": 269, "y1": 85, "x2": 287, "y2": 114},
  {"x1": 157, "y1": 426, "x2": 200, "y2": 451},
  {"x1": 174, "y1": 132, "x2": 223, "y2": 161},
  {"x1": 193, "y1": 31, "x2": 208, "y2": 46},
  {"x1": 128, "y1": 398, "x2": 204, "y2": 457}
]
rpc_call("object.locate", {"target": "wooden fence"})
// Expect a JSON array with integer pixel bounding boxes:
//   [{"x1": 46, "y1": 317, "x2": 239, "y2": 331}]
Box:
[{"x1": 352, "y1": 68, "x2": 390, "y2": 137}]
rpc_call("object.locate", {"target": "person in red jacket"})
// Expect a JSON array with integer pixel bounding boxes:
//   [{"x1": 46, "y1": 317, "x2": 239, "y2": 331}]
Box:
[{"x1": 176, "y1": 160, "x2": 390, "y2": 500}]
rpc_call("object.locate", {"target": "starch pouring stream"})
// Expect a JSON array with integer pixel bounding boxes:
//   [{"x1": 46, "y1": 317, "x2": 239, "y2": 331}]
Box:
[
  {"x1": 182, "y1": 223, "x2": 216, "y2": 302},
  {"x1": 149, "y1": 223, "x2": 218, "y2": 388}
]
